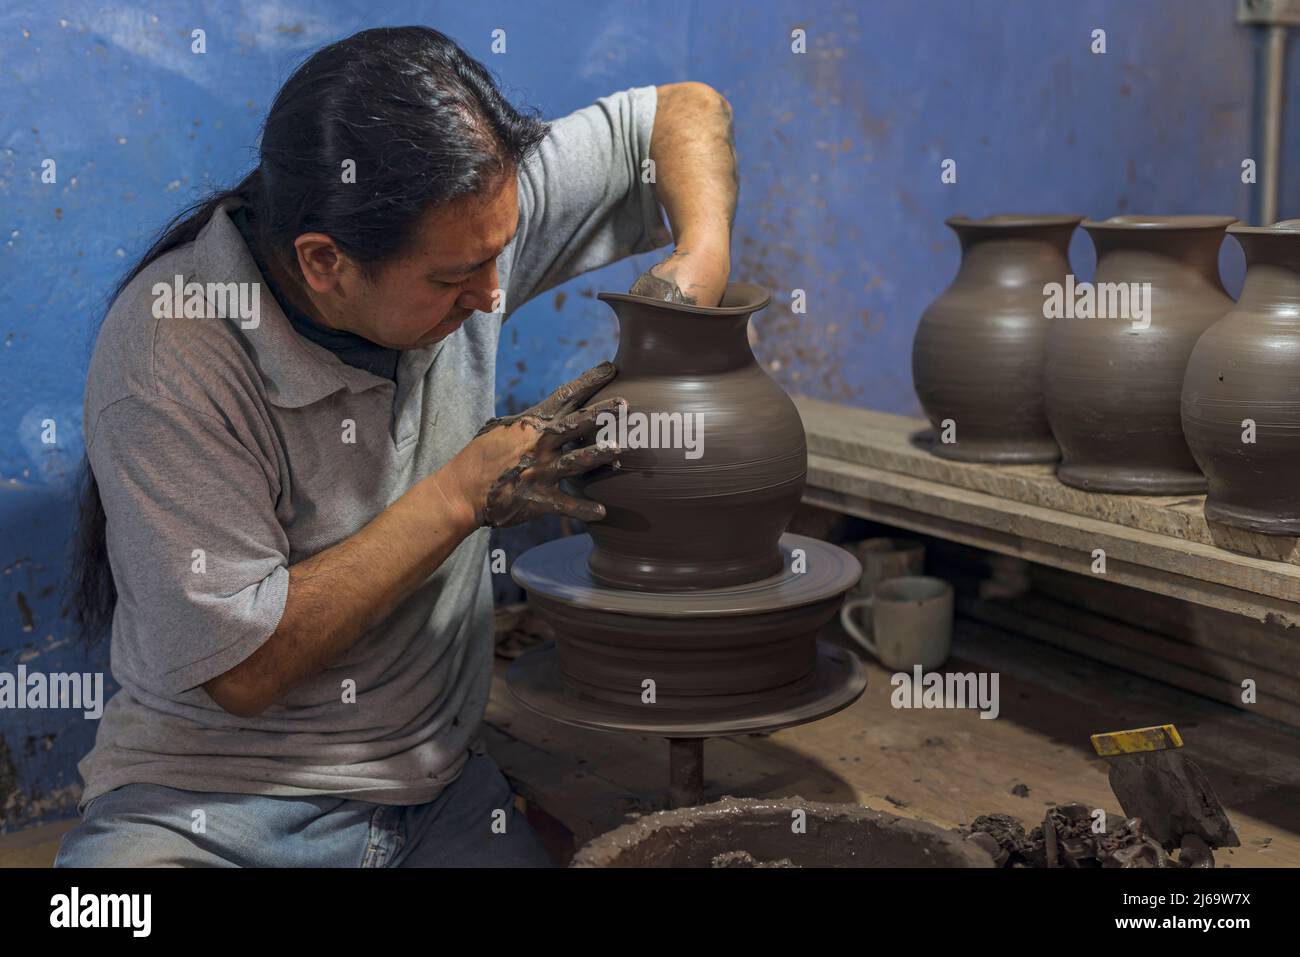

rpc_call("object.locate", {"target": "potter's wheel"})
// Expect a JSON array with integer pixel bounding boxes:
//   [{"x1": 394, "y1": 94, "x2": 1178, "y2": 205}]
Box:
[
  {"x1": 511, "y1": 532, "x2": 860, "y2": 617},
  {"x1": 507, "y1": 639, "x2": 864, "y2": 738},
  {"x1": 507, "y1": 533, "x2": 867, "y2": 806}
]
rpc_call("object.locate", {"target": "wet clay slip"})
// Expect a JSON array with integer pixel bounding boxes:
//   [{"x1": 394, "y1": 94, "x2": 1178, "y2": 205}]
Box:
[
  {"x1": 912, "y1": 214, "x2": 1082, "y2": 463},
  {"x1": 1183, "y1": 221, "x2": 1300, "y2": 534},
  {"x1": 571, "y1": 797, "x2": 995, "y2": 868},
  {"x1": 575, "y1": 282, "x2": 806, "y2": 591},
  {"x1": 1045, "y1": 215, "x2": 1236, "y2": 494}
]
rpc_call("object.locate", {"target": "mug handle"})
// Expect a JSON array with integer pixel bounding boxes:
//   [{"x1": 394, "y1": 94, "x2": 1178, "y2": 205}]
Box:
[{"x1": 839, "y1": 597, "x2": 876, "y2": 655}]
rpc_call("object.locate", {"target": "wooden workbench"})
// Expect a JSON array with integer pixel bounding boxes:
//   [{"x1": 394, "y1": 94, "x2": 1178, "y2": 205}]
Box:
[
  {"x1": 794, "y1": 397, "x2": 1300, "y2": 627},
  {"x1": 485, "y1": 620, "x2": 1300, "y2": 866}
]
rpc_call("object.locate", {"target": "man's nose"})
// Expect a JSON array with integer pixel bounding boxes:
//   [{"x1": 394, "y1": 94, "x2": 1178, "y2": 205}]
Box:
[{"x1": 457, "y1": 261, "x2": 501, "y2": 315}]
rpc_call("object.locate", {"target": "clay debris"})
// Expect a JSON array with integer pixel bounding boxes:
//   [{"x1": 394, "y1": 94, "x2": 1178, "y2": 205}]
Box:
[{"x1": 962, "y1": 802, "x2": 1212, "y2": 868}]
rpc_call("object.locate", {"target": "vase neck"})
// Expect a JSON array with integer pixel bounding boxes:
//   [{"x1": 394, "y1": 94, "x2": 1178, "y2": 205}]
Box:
[
  {"x1": 954, "y1": 238, "x2": 1073, "y2": 288},
  {"x1": 611, "y1": 309, "x2": 756, "y2": 375},
  {"x1": 1235, "y1": 234, "x2": 1300, "y2": 313},
  {"x1": 1237, "y1": 266, "x2": 1300, "y2": 315},
  {"x1": 950, "y1": 224, "x2": 1075, "y2": 289},
  {"x1": 1089, "y1": 229, "x2": 1226, "y2": 290}
]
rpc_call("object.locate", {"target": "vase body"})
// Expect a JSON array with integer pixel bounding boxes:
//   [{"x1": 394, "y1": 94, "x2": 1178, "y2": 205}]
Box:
[
  {"x1": 575, "y1": 282, "x2": 807, "y2": 591},
  {"x1": 912, "y1": 214, "x2": 1081, "y2": 463},
  {"x1": 1045, "y1": 215, "x2": 1236, "y2": 494},
  {"x1": 1182, "y1": 222, "x2": 1300, "y2": 533}
]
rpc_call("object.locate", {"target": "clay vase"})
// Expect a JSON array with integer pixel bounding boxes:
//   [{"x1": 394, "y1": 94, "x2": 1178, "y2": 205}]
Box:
[
  {"x1": 1045, "y1": 216, "x2": 1236, "y2": 494},
  {"x1": 1182, "y1": 221, "x2": 1300, "y2": 533},
  {"x1": 574, "y1": 282, "x2": 806, "y2": 591},
  {"x1": 912, "y1": 214, "x2": 1082, "y2": 463}
]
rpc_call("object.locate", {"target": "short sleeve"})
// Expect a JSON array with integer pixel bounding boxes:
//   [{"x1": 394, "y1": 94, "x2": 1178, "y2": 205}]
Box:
[
  {"x1": 89, "y1": 393, "x2": 290, "y2": 695},
  {"x1": 506, "y1": 85, "x2": 672, "y2": 310}
]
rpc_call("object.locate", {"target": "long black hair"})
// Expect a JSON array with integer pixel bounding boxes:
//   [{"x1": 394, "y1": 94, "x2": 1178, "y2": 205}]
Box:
[{"x1": 70, "y1": 26, "x2": 550, "y2": 642}]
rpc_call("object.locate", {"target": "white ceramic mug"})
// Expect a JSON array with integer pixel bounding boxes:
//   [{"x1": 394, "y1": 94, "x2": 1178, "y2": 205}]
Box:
[
  {"x1": 849, "y1": 537, "x2": 926, "y2": 598},
  {"x1": 840, "y1": 575, "x2": 954, "y2": 671}
]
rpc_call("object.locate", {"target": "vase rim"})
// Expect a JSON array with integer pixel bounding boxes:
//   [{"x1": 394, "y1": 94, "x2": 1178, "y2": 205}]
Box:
[
  {"x1": 598, "y1": 281, "x2": 770, "y2": 316},
  {"x1": 1083, "y1": 214, "x2": 1237, "y2": 231},
  {"x1": 1230, "y1": 219, "x2": 1300, "y2": 236},
  {"x1": 946, "y1": 213, "x2": 1083, "y2": 229}
]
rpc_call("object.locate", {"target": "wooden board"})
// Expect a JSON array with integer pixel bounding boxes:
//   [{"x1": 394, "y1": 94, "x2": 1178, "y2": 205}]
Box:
[
  {"x1": 881, "y1": 536, "x2": 1300, "y2": 728},
  {"x1": 1028, "y1": 564, "x2": 1300, "y2": 668},
  {"x1": 795, "y1": 396, "x2": 1300, "y2": 565},
  {"x1": 484, "y1": 621, "x2": 1300, "y2": 867},
  {"x1": 960, "y1": 595, "x2": 1300, "y2": 725},
  {"x1": 803, "y1": 452, "x2": 1300, "y2": 627}
]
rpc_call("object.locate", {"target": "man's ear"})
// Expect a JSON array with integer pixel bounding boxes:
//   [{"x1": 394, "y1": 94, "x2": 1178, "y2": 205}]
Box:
[{"x1": 294, "y1": 232, "x2": 349, "y2": 294}]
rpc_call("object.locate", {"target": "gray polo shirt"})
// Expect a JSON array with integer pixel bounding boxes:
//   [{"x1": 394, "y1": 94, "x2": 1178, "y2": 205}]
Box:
[{"x1": 78, "y1": 86, "x2": 669, "y2": 811}]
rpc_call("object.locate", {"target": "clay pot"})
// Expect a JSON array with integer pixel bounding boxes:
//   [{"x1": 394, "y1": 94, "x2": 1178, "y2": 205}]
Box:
[
  {"x1": 575, "y1": 283, "x2": 806, "y2": 591},
  {"x1": 912, "y1": 214, "x2": 1082, "y2": 463},
  {"x1": 1182, "y1": 221, "x2": 1300, "y2": 533},
  {"x1": 1045, "y1": 216, "x2": 1236, "y2": 494}
]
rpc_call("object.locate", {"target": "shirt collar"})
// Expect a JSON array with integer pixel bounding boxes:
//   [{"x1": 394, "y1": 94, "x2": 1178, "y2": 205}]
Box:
[{"x1": 191, "y1": 200, "x2": 395, "y2": 408}]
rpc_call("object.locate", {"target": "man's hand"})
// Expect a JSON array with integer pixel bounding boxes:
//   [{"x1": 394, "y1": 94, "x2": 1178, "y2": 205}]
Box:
[
  {"x1": 438, "y1": 361, "x2": 625, "y2": 527},
  {"x1": 630, "y1": 244, "x2": 730, "y2": 307}
]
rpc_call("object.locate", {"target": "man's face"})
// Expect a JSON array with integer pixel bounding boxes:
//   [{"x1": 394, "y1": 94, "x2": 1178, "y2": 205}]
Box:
[{"x1": 331, "y1": 173, "x2": 520, "y2": 350}]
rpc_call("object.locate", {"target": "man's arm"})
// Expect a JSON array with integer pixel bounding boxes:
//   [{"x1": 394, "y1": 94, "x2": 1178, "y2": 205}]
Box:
[
  {"x1": 203, "y1": 363, "x2": 621, "y2": 717},
  {"x1": 202, "y1": 473, "x2": 476, "y2": 717},
  {"x1": 506, "y1": 86, "x2": 671, "y2": 311},
  {"x1": 629, "y1": 82, "x2": 738, "y2": 307}
]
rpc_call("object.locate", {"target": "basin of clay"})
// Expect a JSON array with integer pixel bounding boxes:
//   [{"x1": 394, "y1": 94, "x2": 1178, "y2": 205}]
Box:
[{"x1": 571, "y1": 797, "x2": 996, "y2": 868}]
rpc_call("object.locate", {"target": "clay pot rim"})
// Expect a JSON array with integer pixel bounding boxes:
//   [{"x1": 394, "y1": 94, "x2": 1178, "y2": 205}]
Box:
[
  {"x1": 945, "y1": 213, "x2": 1083, "y2": 229},
  {"x1": 1082, "y1": 214, "x2": 1238, "y2": 231},
  {"x1": 598, "y1": 281, "x2": 770, "y2": 316},
  {"x1": 1229, "y1": 219, "x2": 1300, "y2": 236}
]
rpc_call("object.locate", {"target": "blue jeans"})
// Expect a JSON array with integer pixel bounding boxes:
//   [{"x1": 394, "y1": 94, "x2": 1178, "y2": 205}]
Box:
[{"x1": 54, "y1": 751, "x2": 554, "y2": 867}]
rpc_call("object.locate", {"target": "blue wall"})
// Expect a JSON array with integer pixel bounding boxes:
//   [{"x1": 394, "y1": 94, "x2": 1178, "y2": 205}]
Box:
[{"x1": 0, "y1": 0, "x2": 1289, "y2": 828}]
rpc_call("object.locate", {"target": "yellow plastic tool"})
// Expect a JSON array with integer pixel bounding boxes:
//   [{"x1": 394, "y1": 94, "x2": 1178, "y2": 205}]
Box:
[{"x1": 1090, "y1": 724, "x2": 1184, "y2": 757}]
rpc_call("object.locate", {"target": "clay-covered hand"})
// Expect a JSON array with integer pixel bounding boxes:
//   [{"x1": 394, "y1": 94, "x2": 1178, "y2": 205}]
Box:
[
  {"x1": 629, "y1": 245, "x2": 729, "y2": 307},
  {"x1": 439, "y1": 361, "x2": 625, "y2": 528}
]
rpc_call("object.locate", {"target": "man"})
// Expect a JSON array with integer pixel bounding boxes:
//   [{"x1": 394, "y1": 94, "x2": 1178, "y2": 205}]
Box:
[{"x1": 58, "y1": 26, "x2": 736, "y2": 867}]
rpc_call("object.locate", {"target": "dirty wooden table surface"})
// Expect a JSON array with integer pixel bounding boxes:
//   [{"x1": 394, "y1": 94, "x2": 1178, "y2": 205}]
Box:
[{"x1": 485, "y1": 619, "x2": 1300, "y2": 867}]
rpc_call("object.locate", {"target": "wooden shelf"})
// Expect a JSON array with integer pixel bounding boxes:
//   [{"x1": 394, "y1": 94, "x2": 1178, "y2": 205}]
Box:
[{"x1": 795, "y1": 397, "x2": 1300, "y2": 628}]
